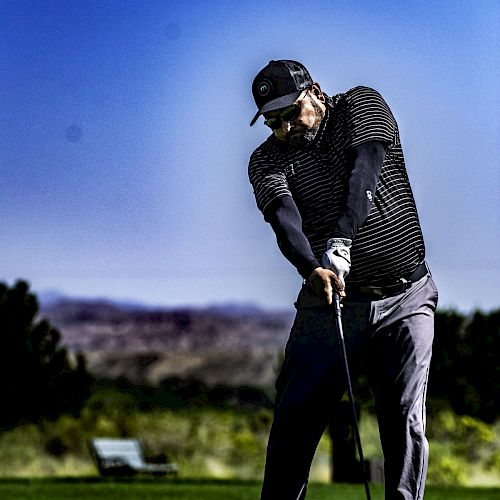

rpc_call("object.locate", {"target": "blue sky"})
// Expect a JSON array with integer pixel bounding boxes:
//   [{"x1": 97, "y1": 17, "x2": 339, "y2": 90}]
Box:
[{"x1": 1, "y1": 0, "x2": 498, "y2": 312}]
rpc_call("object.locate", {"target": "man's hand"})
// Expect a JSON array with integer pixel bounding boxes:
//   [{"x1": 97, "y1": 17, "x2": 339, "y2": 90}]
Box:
[
  {"x1": 308, "y1": 267, "x2": 345, "y2": 305},
  {"x1": 321, "y1": 238, "x2": 352, "y2": 286}
]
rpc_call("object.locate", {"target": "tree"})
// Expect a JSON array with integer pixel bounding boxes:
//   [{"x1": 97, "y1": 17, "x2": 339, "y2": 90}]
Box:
[
  {"x1": 427, "y1": 309, "x2": 499, "y2": 422},
  {"x1": 0, "y1": 280, "x2": 91, "y2": 428},
  {"x1": 451, "y1": 310, "x2": 499, "y2": 422}
]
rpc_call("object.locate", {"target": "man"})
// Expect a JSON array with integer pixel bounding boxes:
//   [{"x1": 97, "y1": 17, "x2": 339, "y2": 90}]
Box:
[{"x1": 248, "y1": 60, "x2": 438, "y2": 500}]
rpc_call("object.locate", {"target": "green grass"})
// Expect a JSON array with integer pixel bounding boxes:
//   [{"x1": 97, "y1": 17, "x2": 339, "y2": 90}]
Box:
[{"x1": 0, "y1": 479, "x2": 499, "y2": 500}]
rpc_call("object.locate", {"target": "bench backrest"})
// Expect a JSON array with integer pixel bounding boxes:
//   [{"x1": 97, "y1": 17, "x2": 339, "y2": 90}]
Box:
[{"x1": 90, "y1": 438, "x2": 145, "y2": 469}]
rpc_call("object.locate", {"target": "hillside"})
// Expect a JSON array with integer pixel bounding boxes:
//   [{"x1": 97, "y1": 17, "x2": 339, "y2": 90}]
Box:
[{"x1": 40, "y1": 299, "x2": 295, "y2": 388}]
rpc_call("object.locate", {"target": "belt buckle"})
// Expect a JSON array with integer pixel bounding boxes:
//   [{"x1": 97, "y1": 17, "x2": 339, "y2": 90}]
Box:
[
  {"x1": 397, "y1": 277, "x2": 411, "y2": 294},
  {"x1": 380, "y1": 278, "x2": 411, "y2": 298}
]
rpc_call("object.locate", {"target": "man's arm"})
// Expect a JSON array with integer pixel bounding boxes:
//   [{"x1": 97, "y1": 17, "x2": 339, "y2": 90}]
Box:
[
  {"x1": 264, "y1": 195, "x2": 318, "y2": 279},
  {"x1": 264, "y1": 195, "x2": 344, "y2": 304},
  {"x1": 321, "y1": 140, "x2": 387, "y2": 283},
  {"x1": 333, "y1": 140, "x2": 387, "y2": 239}
]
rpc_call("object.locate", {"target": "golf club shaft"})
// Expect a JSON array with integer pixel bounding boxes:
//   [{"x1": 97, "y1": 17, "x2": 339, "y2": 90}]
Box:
[{"x1": 334, "y1": 294, "x2": 372, "y2": 500}]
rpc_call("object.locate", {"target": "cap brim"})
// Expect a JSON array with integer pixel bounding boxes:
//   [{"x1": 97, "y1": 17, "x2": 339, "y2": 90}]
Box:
[
  {"x1": 249, "y1": 109, "x2": 261, "y2": 126},
  {"x1": 249, "y1": 90, "x2": 302, "y2": 126}
]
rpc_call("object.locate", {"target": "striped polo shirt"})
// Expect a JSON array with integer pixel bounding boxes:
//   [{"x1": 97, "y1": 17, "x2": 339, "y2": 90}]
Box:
[{"x1": 248, "y1": 86, "x2": 425, "y2": 285}]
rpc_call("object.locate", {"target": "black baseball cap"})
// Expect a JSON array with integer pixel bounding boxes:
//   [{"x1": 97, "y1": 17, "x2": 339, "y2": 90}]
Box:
[{"x1": 250, "y1": 60, "x2": 313, "y2": 126}]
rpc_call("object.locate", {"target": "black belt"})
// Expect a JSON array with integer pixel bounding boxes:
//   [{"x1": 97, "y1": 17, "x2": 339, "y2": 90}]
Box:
[{"x1": 347, "y1": 261, "x2": 429, "y2": 299}]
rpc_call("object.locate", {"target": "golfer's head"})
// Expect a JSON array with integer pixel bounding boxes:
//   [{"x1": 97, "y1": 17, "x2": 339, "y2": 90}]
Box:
[{"x1": 250, "y1": 60, "x2": 326, "y2": 142}]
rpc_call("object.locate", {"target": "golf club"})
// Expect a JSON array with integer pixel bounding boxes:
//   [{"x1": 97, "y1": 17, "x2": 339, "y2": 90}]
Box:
[
  {"x1": 333, "y1": 292, "x2": 372, "y2": 500},
  {"x1": 295, "y1": 481, "x2": 306, "y2": 500}
]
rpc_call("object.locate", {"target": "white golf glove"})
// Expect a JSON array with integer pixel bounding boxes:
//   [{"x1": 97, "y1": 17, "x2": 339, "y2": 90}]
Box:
[{"x1": 321, "y1": 238, "x2": 352, "y2": 286}]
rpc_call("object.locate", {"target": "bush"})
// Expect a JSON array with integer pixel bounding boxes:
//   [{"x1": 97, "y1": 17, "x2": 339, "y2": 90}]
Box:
[
  {"x1": 0, "y1": 386, "x2": 499, "y2": 486},
  {"x1": 427, "y1": 410, "x2": 500, "y2": 484},
  {"x1": 427, "y1": 446, "x2": 468, "y2": 485}
]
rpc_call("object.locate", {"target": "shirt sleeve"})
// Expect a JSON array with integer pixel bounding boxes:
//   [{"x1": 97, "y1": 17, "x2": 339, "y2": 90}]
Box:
[
  {"x1": 248, "y1": 146, "x2": 292, "y2": 214},
  {"x1": 345, "y1": 87, "x2": 397, "y2": 148},
  {"x1": 264, "y1": 195, "x2": 320, "y2": 280},
  {"x1": 333, "y1": 141, "x2": 387, "y2": 240}
]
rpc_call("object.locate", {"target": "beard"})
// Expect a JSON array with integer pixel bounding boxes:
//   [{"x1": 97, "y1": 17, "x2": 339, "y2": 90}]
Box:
[
  {"x1": 286, "y1": 99, "x2": 324, "y2": 146},
  {"x1": 286, "y1": 125, "x2": 321, "y2": 145}
]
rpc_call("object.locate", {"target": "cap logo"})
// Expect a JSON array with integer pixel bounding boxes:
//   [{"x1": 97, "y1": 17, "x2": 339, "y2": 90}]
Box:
[{"x1": 258, "y1": 80, "x2": 272, "y2": 97}]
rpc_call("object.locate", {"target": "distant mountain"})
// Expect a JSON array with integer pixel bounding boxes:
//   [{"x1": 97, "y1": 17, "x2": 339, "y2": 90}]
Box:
[
  {"x1": 37, "y1": 290, "x2": 161, "y2": 312},
  {"x1": 40, "y1": 296, "x2": 295, "y2": 388},
  {"x1": 205, "y1": 302, "x2": 270, "y2": 317}
]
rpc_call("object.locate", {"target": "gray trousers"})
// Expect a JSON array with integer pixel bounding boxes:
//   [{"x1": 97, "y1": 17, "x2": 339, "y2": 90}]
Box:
[{"x1": 260, "y1": 269, "x2": 438, "y2": 500}]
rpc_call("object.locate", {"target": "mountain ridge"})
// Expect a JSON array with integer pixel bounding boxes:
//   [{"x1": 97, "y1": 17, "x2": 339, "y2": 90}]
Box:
[{"x1": 39, "y1": 296, "x2": 295, "y2": 387}]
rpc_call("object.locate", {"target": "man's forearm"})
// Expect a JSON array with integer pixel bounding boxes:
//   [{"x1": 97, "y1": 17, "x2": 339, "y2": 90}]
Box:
[{"x1": 264, "y1": 195, "x2": 320, "y2": 280}]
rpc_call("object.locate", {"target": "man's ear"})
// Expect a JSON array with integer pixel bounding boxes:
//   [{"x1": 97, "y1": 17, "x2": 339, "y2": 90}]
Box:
[{"x1": 311, "y1": 83, "x2": 325, "y2": 103}]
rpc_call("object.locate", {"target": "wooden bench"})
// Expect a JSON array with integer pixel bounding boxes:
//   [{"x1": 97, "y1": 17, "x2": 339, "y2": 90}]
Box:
[{"x1": 88, "y1": 438, "x2": 178, "y2": 477}]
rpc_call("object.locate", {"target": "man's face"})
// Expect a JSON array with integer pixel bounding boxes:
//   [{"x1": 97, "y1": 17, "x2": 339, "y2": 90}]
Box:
[{"x1": 264, "y1": 85, "x2": 326, "y2": 143}]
